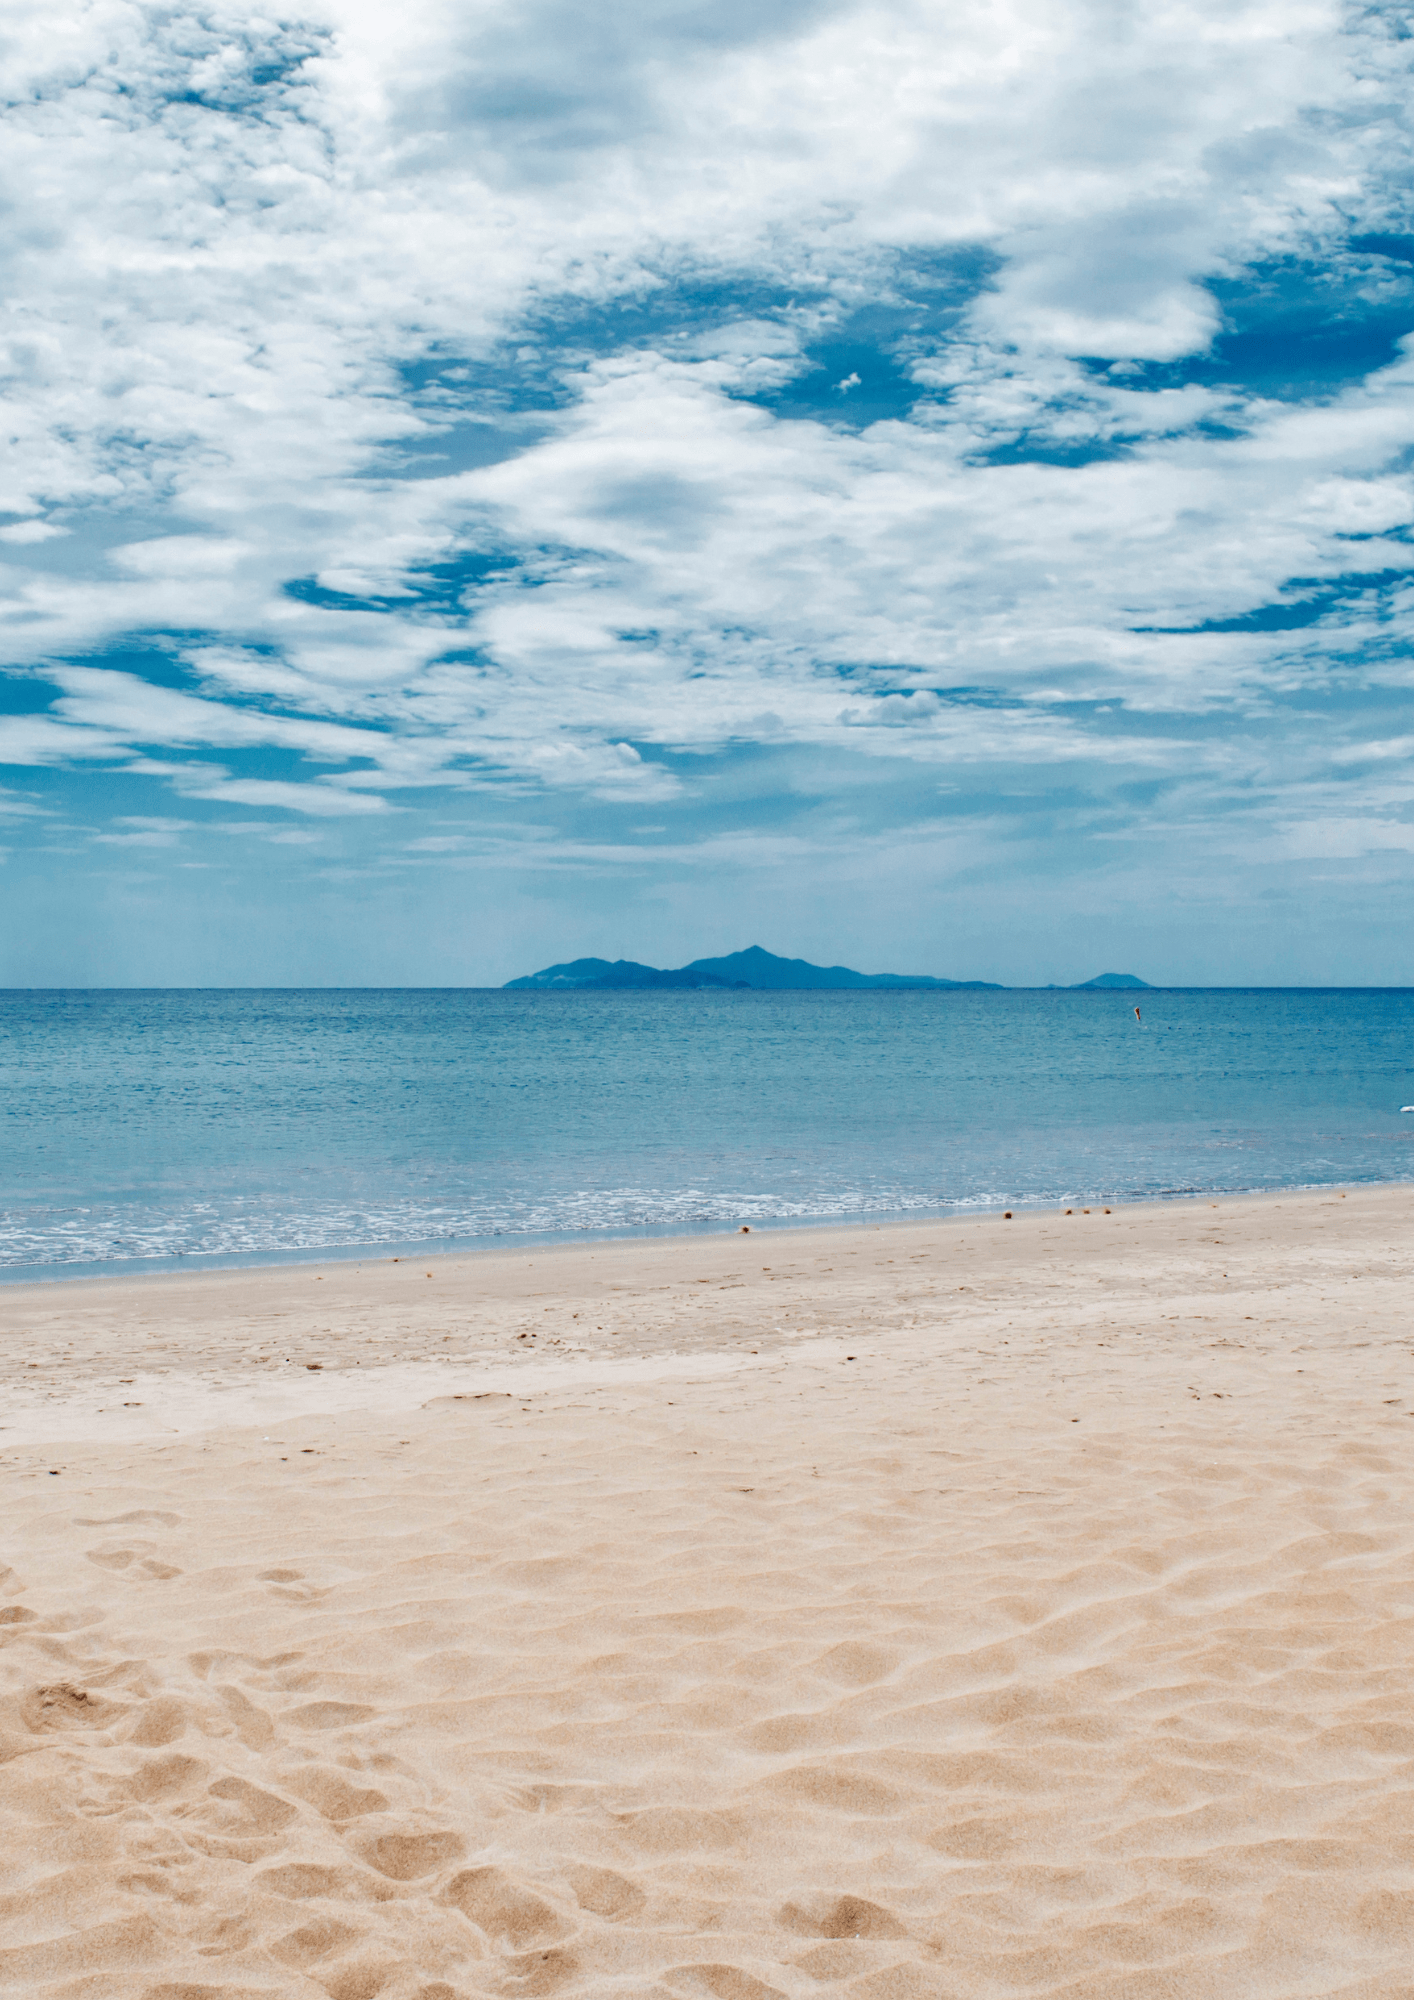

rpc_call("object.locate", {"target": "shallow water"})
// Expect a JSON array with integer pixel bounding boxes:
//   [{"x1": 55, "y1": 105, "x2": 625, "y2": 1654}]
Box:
[{"x1": 3, "y1": 987, "x2": 1412, "y2": 1276}]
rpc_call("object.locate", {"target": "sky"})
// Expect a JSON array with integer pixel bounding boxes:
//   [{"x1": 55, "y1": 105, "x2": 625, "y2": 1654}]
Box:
[{"x1": 3, "y1": 0, "x2": 1414, "y2": 987}]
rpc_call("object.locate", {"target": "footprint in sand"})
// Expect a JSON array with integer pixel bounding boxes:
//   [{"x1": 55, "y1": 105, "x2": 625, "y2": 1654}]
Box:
[
  {"x1": 778, "y1": 1895, "x2": 909, "y2": 1940},
  {"x1": 85, "y1": 1543, "x2": 182, "y2": 1579},
  {"x1": 216, "y1": 1683, "x2": 277, "y2": 1749},
  {"x1": 358, "y1": 1830, "x2": 466, "y2": 1880},
  {"x1": 206, "y1": 1774, "x2": 301, "y2": 1835},
  {"x1": 283, "y1": 1767, "x2": 390, "y2": 1820},
  {"x1": 565, "y1": 1864, "x2": 646, "y2": 1919},
  {"x1": 21, "y1": 1683, "x2": 122, "y2": 1733},
  {"x1": 442, "y1": 1867, "x2": 569, "y2": 1947},
  {"x1": 126, "y1": 1752, "x2": 208, "y2": 1805},
  {"x1": 257, "y1": 1861, "x2": 396, "y2": 1903}
]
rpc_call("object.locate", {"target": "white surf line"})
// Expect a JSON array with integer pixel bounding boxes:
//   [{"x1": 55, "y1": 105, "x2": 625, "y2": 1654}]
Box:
[{"x1": 0, "y1": 1346, "x2": 787, "y2": 1447}]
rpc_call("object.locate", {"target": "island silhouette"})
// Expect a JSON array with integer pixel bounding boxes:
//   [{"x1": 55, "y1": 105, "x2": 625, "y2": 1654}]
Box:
[{"x1": 505, "y1": 947, "x2": 1153, "y2": 992}]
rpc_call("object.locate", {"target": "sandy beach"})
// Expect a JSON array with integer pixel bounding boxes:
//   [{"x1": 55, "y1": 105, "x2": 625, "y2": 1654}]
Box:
[{"x1": 4, "y1": 1185, "x2": 1414, "y2": 1998}]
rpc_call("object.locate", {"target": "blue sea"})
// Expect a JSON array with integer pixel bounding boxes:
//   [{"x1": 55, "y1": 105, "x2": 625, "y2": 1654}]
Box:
[{"x1": 2, "y1": 987, "x2": 1412, "y2": 1280}]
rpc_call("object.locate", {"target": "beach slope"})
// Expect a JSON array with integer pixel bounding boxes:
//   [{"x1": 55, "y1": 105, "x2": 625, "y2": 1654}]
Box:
[{"x1": 3, "y1": 1189, "x2": 1414, "y2": 1998}]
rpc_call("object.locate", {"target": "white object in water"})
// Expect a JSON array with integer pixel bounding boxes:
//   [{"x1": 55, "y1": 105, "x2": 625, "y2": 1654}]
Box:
[{"x1": 1402, "y1": 1106, "x2": 1414, "y2": 1113}]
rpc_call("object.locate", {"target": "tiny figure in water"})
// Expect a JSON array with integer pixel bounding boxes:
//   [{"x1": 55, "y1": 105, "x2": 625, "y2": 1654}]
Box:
[{"x1": 1134, "y1": 1006, "x2": 1142, "y2": 1025}]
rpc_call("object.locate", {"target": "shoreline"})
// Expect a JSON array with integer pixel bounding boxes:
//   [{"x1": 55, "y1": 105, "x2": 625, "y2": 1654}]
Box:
[
  {"x1": 2, "y1": 1171, "x2": 1409, "y2": 1291},
  {"x1": 2, "y1": 1180, "x2": 1410, "y2": 1453}
]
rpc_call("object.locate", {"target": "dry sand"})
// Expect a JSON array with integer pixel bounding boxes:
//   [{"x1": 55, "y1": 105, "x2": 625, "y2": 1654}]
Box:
[{"x1": 4, "y1": 1186, "x2": 1414, "y2": 1999}]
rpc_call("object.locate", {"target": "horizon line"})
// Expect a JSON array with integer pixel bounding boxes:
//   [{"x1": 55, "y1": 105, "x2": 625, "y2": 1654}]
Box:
[{"x1": 5, "y1": 984, "x2": 1414, "y2": 995}]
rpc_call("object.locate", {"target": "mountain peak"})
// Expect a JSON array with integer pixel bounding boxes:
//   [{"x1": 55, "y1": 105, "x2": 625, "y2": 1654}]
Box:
[{"x1": 505, "y1": 946, "x2": 1002, "y2": 991}]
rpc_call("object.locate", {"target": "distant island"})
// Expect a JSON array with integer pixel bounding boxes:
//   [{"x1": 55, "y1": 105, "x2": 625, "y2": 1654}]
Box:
[
  {"x1": 505, "y1": 948, "x2": 1154, "y2": 992},
  {"x1": 504, "y1": 945, "x2": 1004, "y2": 991}
]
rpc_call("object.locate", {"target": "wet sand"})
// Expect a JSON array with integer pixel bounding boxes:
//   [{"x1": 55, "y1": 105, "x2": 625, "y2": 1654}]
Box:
[{"x1": 3, "y1": 1186, "x2": 1414, "y2": 1998}]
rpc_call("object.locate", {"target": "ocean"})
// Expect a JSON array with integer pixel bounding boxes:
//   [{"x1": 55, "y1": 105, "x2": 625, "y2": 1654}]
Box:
[{"x1": 2, "y1": 986, "x2": 1412, "y2": 1279}]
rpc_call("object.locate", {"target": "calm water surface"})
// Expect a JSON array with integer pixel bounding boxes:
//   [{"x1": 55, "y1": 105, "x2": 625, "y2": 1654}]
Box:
[{"x1": 2, "y1": 987, "x2": 1412, "y2": 1277}]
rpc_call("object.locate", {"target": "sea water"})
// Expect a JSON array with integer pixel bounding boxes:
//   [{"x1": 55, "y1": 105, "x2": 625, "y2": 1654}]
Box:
[{"x1": 2, "y1": 986, "x2": 1412, "y2": 1278}]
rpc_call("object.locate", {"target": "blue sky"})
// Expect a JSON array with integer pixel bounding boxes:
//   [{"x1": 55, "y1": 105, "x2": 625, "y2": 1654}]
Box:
[{"x1": 3, "y1": 0, "x2": 1414, "y2": 985}]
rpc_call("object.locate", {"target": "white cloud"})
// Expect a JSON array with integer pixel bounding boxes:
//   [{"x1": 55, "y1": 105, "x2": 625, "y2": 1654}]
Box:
[
  {"x1": 110, "y1": 536, "x2": 255, "y2": 577},
  {"x1": 92, "y1": 815, "x2": 195, "y2": 847},
  {"x1": 0, "y1": 0, "x2": 1409, "y2": 883},
  {"x1": 0, "y1": 520, "x2": 69, "y2": 545},
  {"x1": 173, "y1": 775, "x2": 389, "y2": 814}
]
